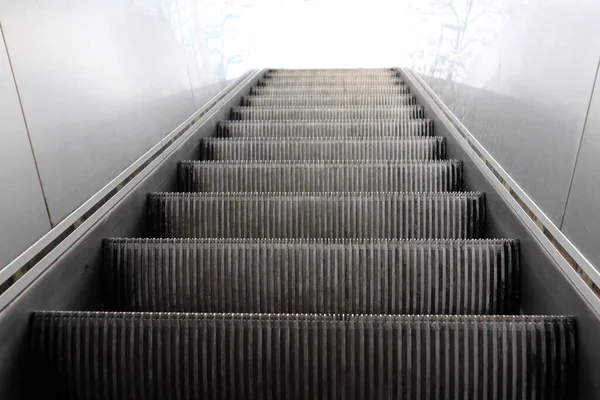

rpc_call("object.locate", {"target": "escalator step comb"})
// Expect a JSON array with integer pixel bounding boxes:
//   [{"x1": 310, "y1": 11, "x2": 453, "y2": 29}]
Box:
[
  {"x1": 217, "y1": 120, "x2": 434, "y2": 138},
  {"x1": 230, "y1": 106, "x2": 424, "y2": 120},
  {"x1": 199, "y1": 138, "x2": 445, "y2": 161},
  {"x1": 31, "y1": 312, "x2": 576, "y2": 400},
  {"x1": 178, "y1": 160, "x2": 463, "y2": 192},
  {"x1": 148, "y1": 192, "x2": 485, "y2": 239},
  {"x1": 104, "y1": 238, "x2": 519, "y2": 314}
]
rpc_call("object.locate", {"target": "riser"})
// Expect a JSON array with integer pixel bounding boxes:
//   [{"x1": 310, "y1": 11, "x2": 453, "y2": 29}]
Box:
[
  {"x1": 217, "y1": 120, "x2": 434, "y2": 138},
  {"x1": 148, "y1": 192, "x2": 486, "y2": 239},
  {"x1": 178, "y1": 160, "x2": 463, "y2": 192},
  {"x1": 268, "y1": 68, "x2": 395, "y2": 73},
  {"x1": 265, "y1": 72, "x2": 400, "y2": 78},
  {"x1": 251, "y1": 86, "x2": 410, "y2": 95},
  {"x1": 242, "y1": 95, "x2": 417, "y2": 107},
  {"x1": 104, "y1": 238, "x2": 519, "y2": 314},
  {"x1": 31, "y1": 312, "x2": 576, "y2": 400},
  {"x1": 257, "y1": 78, "x2": 404, "y2": 87},
  {"x1": 230, "y1": 106, "x2": 424, "y2": 120},
  {"x1": 199, "y1": 138, "x2": 445, "y2": 161}
]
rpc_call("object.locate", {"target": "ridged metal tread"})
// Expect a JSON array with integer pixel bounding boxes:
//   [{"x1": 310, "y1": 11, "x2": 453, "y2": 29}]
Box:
[
  {"x1": 217, "y1": 120, "x2": 434, "y2": 138},
  {"x1": 257, "y1": 78, "x2": 405, "y2": 87},
  {"x1": 231, "y1": 106, "x2": 424, "y2": 120},
  {"x1": 265, "y1": 71, "x2": 400, "y2": 78},
  {"x1": 242, "y1": 94, "x2": 417, "y2": 107},
  {"x1": 104, "y1": 238, "x2": 519, "y2": 314},
  {"x1": 31, "y1": 312, "x2": 576, "y2": 400},
  {"x1": 178, "y1": 160, "x2": 463, "y2": 193},
  {"x1": 199, "y1": 138, "x2": 445, "y2": 161},
  {"x1": 262, "y1": 74, "x2": 402, "y2": 81},
  {"x1": 268, "y1": 68, "x2": 396, "y2": 74},
  {"x1": 148, "y1": 192, "x2": 485, "y2": 239},
  {"x1": 251, "y1": 86, "x2": 410, "y2": 95}
]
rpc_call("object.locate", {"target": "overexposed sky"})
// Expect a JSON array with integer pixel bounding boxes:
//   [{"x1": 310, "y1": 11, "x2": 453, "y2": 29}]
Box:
[{"x1": 180, "y1": 0, "x2": 521, "y2": 80}]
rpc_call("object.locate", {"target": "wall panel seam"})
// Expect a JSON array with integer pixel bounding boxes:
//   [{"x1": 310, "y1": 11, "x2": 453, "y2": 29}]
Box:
[
  {"x1": 559, "y1": 56, "x2": 600, "y2": 229},
  {"x1": 0, "y1": 22, "x2": 53, "y2": 227}
]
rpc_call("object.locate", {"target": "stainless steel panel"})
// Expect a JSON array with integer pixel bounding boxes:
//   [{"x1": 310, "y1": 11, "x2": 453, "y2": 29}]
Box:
[
  {"x1": 176, "y1": 0, "x2": 247, "y2": 108},
  {"x1": 0, "y1": 0, "x2": 198, "y2": 224},
  {"x1": 0, "y1": 29, "x2": 51, "y2": 269},
  {"x1": 562, "y1": 71, "x2": 600, "y2": 275},
  {"x1": 418, "y1": 0, "x2": 600, "y2": 224}
]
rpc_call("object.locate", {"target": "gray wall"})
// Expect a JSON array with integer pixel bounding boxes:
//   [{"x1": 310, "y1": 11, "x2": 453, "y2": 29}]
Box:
[
  {"x1": 0, "y1": 0, "x2": 250, "y2": 269},
  {"x1": 414, "y1": 0, "x2": 600, "y2": 275}
]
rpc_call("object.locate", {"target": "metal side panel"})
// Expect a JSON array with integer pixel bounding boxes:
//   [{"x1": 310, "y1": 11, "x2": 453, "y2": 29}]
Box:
[
  {"x1": 0, "y1": 0, "x2": 198, "y2": 225},
  {"x1": 0, "y1": 29, "x2": 51, "y2": 269},
  {"x1": 402, "y1": 69, "x2": 600, "y2": 400},
  {"x1": 0, "y1": 70, "x2": 264, "y2": 400},
  {"x1": 562, "y1": 71, "x2": 600, "y2": 278}
]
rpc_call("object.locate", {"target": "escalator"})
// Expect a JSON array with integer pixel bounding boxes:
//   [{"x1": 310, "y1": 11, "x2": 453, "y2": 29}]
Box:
[{"x1": 30, "y1": 69, "x2": 577, "y2": 399}]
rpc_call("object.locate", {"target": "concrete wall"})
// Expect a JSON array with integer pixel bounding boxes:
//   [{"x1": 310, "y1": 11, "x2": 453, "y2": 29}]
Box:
[{"x1": 0, "y1": 0, "x2": 251, "y2": 269}]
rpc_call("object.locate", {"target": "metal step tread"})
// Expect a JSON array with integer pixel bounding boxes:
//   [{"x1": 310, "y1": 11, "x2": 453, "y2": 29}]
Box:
[
  {"x1": 104, "y1": 237, "x2": 518, "y2": 314},
  {"x1": 148, "y1": 191, "x2": 485, "y2": 239},
  {"x1": 242, "y1": 94, "x2": 417, "y2": 106},
  {"x1": 268, "y1": 68, "x2": 396, "y2": 73},
  {"x1": 32, "y1": 311, "x2": 576, "y2": 400},
  {"x1": 178, "y1": 160, "x2": 463, "y2": 192},
  {"x1": 257, "y1": 78, "x2": 405, "y2": 87},
  {"x1": 251, "y1": 86, "x2": 411, "y2": 95},
  {"x1": 231, "y1": 105, "x2": 424, "y2": 120},
  {"x1": 199, "y1": 137, "x2": 445, "y2": 161},
  {"x1": 261, "y1": 74, "x2": 403, "y2": 85},
  {"x1": 217, "y1": 120, "x2": 434, "y2": 138},
  {"x1": 266, "y1": 70, "x2": 398, "y2": 75}
]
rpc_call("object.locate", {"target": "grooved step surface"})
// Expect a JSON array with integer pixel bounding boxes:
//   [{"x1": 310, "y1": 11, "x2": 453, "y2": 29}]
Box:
[
  {"x1": 217, "y1": 120, "x2": 434, "y2": 138},
  {"x1": 148, "y1": 192, "x2": 486, "y2": 239},
  {"x1": 199, "y1": 138, "x2": 445, "y2": 161},
  {"x1": 251, "y1": 86, "x2": 410, "y2": 95},
  {"x1": 258, "y1": 78, "x2": 404, "y2": 87},
  {"x1": 269, "y1": 68, "x2": 396, "y2": 74},
  {"x1": 32, "y1": 312, "x2": 576, "y2": 400},
  {"x1": 178, "y1": 160, "x2": 463, "y2": 192},
  {"x1": 242, "y1": 94, "x2": 417, "y2": 107},
  {"x1": 231, "y1": 106, "x2": 424, "y2": 120},
  {"x1": 263, "y1": 74, "x2": 401, "y2": 80},
  {"x1": 104, "y1": 238, "x2": 519, "y2": 314},
  {"x1": 266, "y1": 70, "x2": 399, "y2": 78}
]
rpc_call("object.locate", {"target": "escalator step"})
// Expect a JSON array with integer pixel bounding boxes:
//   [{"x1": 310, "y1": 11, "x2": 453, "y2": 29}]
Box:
[
  {"x1": 266, "y1": 71, "x2": 399, "y2": 78},
  {"x1": 217, "y1": 120, "x2": 433, "y2": 138},
  {"x1": 104, "y1": 238, "x2": 519, "y2": 314},
  {"x1": 269, "y1": 68, "x2": 395, "y2": 73},
  {"x1": 251, "y1": 86, "x2": 410, "y2": 95},
  {"x1": 199, "y1": 138, "x2": 444, "y2": 161},
  {"x1": 242, "y1": 94, "x2": 417, "y2": 107},
  {"x1": 231, "y1": 106, "x2": 424, "y2": 120},
  {"x1": 178, "y1": 160, "x2": 463, "y2": 192},
  {"x1": 258, "y1": 78, "x2": 404, "y2": 87},
  {"x1": 263, "y1": 73, "x2": 400, "y2": 79},
  {"x1": 32, "y1": 312, "x2": 576, "y2": 400},
  {"x1": 148, "y1": 192, "x2": 485, "y2": 239}
]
